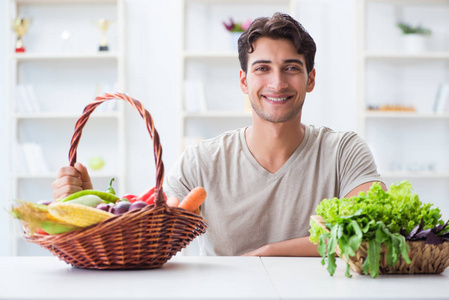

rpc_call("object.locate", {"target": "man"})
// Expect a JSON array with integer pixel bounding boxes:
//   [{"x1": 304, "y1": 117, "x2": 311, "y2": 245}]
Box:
[{"x1": 52, "y1": 13, "x2": 385, "y2": 257}]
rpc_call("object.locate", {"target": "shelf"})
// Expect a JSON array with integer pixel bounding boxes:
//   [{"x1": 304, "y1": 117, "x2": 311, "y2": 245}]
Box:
[
  {"x1": 365, "y1": 52, "x2": 449, "y2": 60},
  {"x1": 184, "y1": 111, "x2": 252, "y2": 118},
  {"x1": 365, "y1": 111, "x2": 449, "y2": 119},
  {"x1": 15, "y1": 111, "x2": 120, "y2": 120},
  {"x1": 10, "y1": 52, "x2": 120, "y2": 61},
  {"x1": 6, "y1": 0, "x2": 126, "y2": 256},
  {"x1": 381, "y1": 171, "x2": 449, "y2": 179}
]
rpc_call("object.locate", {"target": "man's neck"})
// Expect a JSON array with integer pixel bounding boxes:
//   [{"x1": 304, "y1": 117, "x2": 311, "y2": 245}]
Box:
[{"x1": 245, "y1": 118, "x2": 305, "y2": 174}]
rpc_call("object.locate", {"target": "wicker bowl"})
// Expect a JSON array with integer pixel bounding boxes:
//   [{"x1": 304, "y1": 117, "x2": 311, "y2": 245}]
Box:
[
  {"x1": 24, "y1": 93, "x2": 207, "y2": 269},
  {"x1": 310, "y1": 215, "x2": 449, "y2": 275}
]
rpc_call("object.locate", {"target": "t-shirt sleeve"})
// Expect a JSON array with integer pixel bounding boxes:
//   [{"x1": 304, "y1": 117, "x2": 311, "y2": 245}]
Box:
[
  {"x1": 163, "y1": 146, "x2": 199, "y2": 200},
  {"x1": 337, "y1": 132, "x2": 384, "y2": 197}
]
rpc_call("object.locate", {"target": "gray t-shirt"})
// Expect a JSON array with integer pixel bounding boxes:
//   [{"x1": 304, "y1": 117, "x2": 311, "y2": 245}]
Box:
[{"x1": 164, "y1": 125, "x2": 383, "y2": 256}]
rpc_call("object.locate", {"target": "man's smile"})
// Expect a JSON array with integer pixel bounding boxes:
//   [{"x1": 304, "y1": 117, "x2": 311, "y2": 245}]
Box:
[{"x1": 262, "y1": 95, "x2": 293, "y2": 103}]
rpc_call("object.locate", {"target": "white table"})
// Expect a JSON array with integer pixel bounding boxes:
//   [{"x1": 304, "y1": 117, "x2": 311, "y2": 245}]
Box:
[
  {"x1": 261, "y1": 257, "x2": 449, "y2": 300},
  {"x1": 0, "y1": 256, "x2": 447, "y2": 300}
]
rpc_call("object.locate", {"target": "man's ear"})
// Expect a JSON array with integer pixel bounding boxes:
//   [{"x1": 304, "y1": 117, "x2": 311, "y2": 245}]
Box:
[
  {"x1": 306, "y1": 68, "x2": 316, "y2": 93},
  {"x1": 239, "y1": 70, "x2": 248, "y2": 94}
]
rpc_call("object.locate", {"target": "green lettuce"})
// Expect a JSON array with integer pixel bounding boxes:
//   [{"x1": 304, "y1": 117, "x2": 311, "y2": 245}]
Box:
[{"x1": 309, "y1": 180, "x2": 444, "y2": 278}]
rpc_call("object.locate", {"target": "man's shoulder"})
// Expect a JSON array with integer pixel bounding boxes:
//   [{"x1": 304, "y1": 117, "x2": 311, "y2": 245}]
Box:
[
  {"x1": 308, "y1": 124, "x2": 359, "y2": 143},
  {"x1": 186, "y1": 128, "x2": 244, "y2": 155}
]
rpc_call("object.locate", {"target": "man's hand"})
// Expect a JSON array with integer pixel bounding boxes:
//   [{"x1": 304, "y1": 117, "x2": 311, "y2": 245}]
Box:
[
  {"x1": 51, "y1": 162, "x2": 93, "y2": 201},
  {"x1": 242, "y1": 236, "x2": 320, "y2": 257}
]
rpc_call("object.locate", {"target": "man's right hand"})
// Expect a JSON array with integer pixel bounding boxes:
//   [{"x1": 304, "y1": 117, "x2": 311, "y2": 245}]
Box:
[{"x1": 51, "y1": 162, "x2": 93, "y2": 201}]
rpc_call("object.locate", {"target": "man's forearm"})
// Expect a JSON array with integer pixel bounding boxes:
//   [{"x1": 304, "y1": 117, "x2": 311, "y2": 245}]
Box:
[{"x1": 242, "y1": 236, "x2": 320, "y2": 257}]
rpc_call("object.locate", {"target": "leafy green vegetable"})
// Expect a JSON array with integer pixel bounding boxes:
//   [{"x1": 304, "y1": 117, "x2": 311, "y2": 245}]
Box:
[{"x1": 309, "y1": 180, "x2": 444, "y2": 278}]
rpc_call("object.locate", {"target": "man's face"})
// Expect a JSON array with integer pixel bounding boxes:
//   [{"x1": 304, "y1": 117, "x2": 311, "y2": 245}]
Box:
[{"x1": 239, "y1": 37, "x2": 315, "y2": 123}]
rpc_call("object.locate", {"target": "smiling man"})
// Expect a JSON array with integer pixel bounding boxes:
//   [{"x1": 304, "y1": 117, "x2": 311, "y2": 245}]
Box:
[
  {"x1": 163, "y1": 13, "x2": 385, "y2": 256},
  {"x1": 52, "y1": 13, "x2": 384, "y2": 257}
]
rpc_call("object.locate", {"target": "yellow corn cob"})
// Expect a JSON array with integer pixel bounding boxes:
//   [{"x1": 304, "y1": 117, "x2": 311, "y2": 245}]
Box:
[{"x1": 48, "y1": 202, "x2": 114, "y2": 227}]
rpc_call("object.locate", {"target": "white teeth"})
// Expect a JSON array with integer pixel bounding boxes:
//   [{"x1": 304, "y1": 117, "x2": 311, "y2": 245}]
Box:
[{"x1": 266, "y1": 97, "x2": 288, "y2": 101}]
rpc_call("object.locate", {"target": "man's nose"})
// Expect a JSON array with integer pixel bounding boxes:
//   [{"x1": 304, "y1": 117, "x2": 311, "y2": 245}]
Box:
[{"x1": 267, "y1": 71, "x2": 288, "y2": 90}]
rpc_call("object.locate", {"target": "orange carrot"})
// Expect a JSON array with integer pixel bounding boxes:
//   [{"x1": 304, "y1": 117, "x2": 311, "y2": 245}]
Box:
[
  {"x1": 179, "y1": 187, "x2": 207, "y2": 212},
  {"x1": 166, "y1": 196, "x2": 180, "y2": 207}
]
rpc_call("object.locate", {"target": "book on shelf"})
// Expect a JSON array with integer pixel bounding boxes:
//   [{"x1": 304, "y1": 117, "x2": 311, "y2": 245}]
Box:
[
  {"x1": 13, "y1": 142, "x2": 29, "y2": 175},
  {"x1": 433, "y1": 82, "x2": 449, "y2": 113},
  {"x1": 184, "y1": 80, "x2": 207, "y2": 113},
  {"x1": 16, "y1": 143, "x2": 50, "y2": 175},
  {"x1": 14, "y1": 84, "x2": 41, "y2": 113}
]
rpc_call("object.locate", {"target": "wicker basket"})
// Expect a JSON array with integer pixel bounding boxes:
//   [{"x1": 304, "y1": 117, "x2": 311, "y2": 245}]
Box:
[
  {"x1": 310, "y1": 215, "x2": 449, "y2": 274},
  {"x1": 24, "y1": 92, "x2": 208, "y2": 269}
]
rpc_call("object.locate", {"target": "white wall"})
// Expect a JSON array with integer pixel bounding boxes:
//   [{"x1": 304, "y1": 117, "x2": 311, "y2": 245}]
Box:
[
  {"x1": 294, "y1": 0, "x2": 357, "y2": 132},
  {"x1": 123, "y1": 0, "x2": 182, "y2": 196}
]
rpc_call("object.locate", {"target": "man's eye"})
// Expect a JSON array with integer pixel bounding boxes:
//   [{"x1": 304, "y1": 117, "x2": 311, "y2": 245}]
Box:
[
  {"x1": 286, "y1": 66, "x2": 300, "y2": 71},
  {"x1": 255, "y1": 66, "x2": 268, "y2": 72}
]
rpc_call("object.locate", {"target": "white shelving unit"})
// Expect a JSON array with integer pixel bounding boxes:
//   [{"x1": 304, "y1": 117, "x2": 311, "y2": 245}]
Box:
[
  {"x1": 6, "y1": 0, "x2": 126, "y2": 256},
  {"x1": 356, "y1": 0, "x2": 449, "y2": 217},
  {"x1": 180, "y1": 0, "x2": 294, "y2": 149}
]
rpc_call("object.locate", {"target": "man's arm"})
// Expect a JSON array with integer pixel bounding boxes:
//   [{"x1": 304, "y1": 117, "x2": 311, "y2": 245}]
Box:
[
  {"x1": 242, "y1": 181, "x2": 386, "y2": 257},
  {"x1": 344, "y1": 181, "x2": 387, "y2": 198},
  {"x1": 242, "y1": 236, "x2": 319, "y2": 257}
]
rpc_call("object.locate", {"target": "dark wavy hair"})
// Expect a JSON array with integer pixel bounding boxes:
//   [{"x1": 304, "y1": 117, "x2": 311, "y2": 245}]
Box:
[{"x1": 238, "y1": 13, "x2": 316, "y2": 74}]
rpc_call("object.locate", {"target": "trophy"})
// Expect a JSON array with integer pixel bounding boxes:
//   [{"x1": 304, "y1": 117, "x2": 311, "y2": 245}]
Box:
[
  {"x1": 13, "y1": 18, "x2": 31, "y2": 53},
  {"x1": 97, "y1": 18, "x2": 109, "y2": 51}
]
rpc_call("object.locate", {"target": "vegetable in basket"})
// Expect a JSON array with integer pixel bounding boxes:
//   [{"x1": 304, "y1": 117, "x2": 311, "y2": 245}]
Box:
[
  {"x1": 59, "y1": 177, "x2": 120, "y2": 204},
  {"x1": 48, "y1": 202, "x2": 114, "y2": 227},
  {"x1": 309, "y1": 180, "x2": 447, "y2": 278},
  {"x1": 122, "y1": 186, "x2": 167, "y2": 205},
  {"x1": 179, "y1": 187, "x2": 207, "y2": 214},
  {"x1": 65, "y1": 194, "x2": 103, "y2": 207},
  {"x1": 10, "y1": 202, "x2": 81, "y2": 235}
]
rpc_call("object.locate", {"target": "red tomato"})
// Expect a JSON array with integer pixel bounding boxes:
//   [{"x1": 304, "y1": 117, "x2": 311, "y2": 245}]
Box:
[
  {"x1": 36, "y1": 228, "x2": 49, "y2": 235},
  {"x1": 145, "y1": 194, "x2": 155, "y2": 205},
  {"x1": 136, "y1": 187, "x2": 167, "y2": 205},
  {"x1": 121, "y1": 194, "x2": 137, "y2": 203},
  {"x1": 138, "y1": 187, "x2": 155, "y2": 201}
]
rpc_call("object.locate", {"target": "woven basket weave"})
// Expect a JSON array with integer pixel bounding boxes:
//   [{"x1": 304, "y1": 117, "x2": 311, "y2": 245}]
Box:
[
  {"x1": 24, "y1": 92, "x2": 208, "y2": 269},
  {"x1": 310, "y1": 215, "x2": 449, "y2": 275}
]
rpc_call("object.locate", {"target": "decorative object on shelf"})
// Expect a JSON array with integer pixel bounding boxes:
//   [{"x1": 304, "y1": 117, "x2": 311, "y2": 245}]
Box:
[
  {"x1": 367, "y1": 104, "x2": 416, "y2": 112},
  {"x1": 88, "y1": 156, "x2": 105, "y2": 171},
  {"x1": 96, "y1": 18, "x2": 110, "y2": 51},
  {"x1": 60, "y1": 30, "x2": 72, "y2": 53},
  {"x1": 223, "y1": 18, "x2": 252, "y2": 51},
  {"x1": 12, "y1": 17, "x2": 31, "y2": 53},
  {"x1": 433, "y1": 82, "x2": 449, "y2": 113},
  {"x1": 396, "y1": 21, "x2": 431, "y2": 53}
]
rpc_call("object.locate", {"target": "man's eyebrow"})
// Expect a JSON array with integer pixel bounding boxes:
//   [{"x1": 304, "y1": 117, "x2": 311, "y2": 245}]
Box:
[
  {"x1": 251, "y1": 60, "x2": 271, "y2": 66},
  {"x1": 284, "y1": 59, "x2": 304, "y2": 66},
  {"x1": 251, "y1": 59, "x2": 305, "y2": 66}
]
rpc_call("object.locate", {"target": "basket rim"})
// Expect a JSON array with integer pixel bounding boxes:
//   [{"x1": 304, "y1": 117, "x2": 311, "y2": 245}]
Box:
[{"x1": 25, "y1": 204, "x2": 208, "y2": 246}]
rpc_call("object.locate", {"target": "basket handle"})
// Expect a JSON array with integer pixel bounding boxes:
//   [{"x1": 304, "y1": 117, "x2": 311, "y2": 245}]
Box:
[{"x1": 68, "y1": 92, "x2": 166, "y2": 206}]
